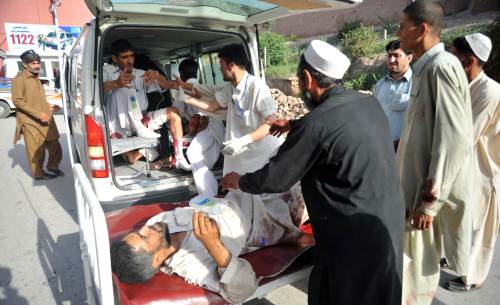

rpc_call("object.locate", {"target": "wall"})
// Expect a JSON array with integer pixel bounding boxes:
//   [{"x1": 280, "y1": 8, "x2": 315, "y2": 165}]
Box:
[
  {"x1": 0, "y1": 0, "x2": 92, "y2": 51},
  {"x1": 271, "y1": 0, "x2": 411, "y2": 38}
]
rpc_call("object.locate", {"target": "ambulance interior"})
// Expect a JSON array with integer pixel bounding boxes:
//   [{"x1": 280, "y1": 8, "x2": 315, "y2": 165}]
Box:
[{"x1": 102, "y1": 26, "x2": 250, "y2": 193}]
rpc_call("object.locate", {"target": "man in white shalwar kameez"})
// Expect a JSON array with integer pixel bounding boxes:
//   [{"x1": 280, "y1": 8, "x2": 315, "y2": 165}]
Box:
[
  {"x1": 448, "y1": 33, "x2": 500, "y2": 291},
  {"x1": 171, "y1": 58, "x2": 225, "y2": 197},
  {"x1": 396, "y1": 2, "x2": 473, "y2": 304},
  {"x1": 110, "y1": 189, "x2": 306, "y2": 304}
]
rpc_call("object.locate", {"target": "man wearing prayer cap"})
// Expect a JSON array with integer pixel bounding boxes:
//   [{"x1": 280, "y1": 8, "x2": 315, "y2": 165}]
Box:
[
  {"x1": 448, "y1": 33, "x2": 500, "y2": 292},
  {"x1": 221, "y1": 39, "x2": 405, "y2": 305},
  {"x1": 12, "y1": 50, "x2": 64, "y2": 180},
  {"x1": 396, "y1": 2, "x2": 473, "y2": 304}
]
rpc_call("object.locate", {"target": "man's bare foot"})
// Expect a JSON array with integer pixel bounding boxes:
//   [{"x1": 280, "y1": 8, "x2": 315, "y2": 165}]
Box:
[{"x1": 125, "y1": 150, "x2": 143, "y2": 164}]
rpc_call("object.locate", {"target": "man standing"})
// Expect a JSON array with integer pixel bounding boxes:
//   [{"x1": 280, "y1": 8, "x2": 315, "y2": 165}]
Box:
[
  {"x1": 396, "y1": 2, "x2": 473, "y2": 304},
  {"x1": 221, "y1": 40, "x2": 405, "y2": 305},
  {"x1": 176, "y1": 44, "x2": 282, "y2": 176},
  {"x1": 12, "y1": 50, "x2": 63, "y2": 180},
  {"x1": 373, "y1": 40, "x2": 413, "y2": 150},
  {"x1": 103, "y1": 39, "x2": 190, "y2": 170},
  {"x1": 448, "y1": 33, "x2": 500, "y2": 292}
]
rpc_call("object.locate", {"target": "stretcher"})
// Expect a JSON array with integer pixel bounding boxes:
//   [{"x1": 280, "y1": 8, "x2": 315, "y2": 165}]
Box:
[{"x1": 73, "y1": 163, "x2": 315, "y2": 305}]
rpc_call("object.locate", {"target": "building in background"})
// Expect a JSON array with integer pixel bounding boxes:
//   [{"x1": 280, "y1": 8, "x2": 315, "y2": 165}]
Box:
[{"x1": 0, "y1": 0, "x2": 92, "y2": 80}]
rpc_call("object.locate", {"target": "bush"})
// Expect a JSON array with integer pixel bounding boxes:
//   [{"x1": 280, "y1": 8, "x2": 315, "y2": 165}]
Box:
[
  {"x1": 338, "y1": 18, "x2": 364, "y2": 40},
  {"x1": 265, "y1": 63, "x2": 298, "y2": 79},
  {"x1": 484, "y1": 20, "x2": 500, "y2": 83},
  {"x1": 259, "y1": 31, "x2": 291, "y2": 66},
  {"x1": 343, "y1": 72, "x2": 383, "y2": 91},
  {"x1": 339, "y1": 25, "x2": 380, "y2": 59},
  {"x1": 441, "y1": 22, "x2": 491, "y2": 46}
]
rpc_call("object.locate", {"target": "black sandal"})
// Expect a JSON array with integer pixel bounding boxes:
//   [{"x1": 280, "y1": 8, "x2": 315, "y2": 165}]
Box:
[{"x1": 445, "y1": 277, "x2": 481, "y2": 293}]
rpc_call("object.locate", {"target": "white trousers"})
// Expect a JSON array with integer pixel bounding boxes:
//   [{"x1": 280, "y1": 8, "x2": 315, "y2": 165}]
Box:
[{"x1": 186, "y1": 121, "x2": 224, "y2": 197}]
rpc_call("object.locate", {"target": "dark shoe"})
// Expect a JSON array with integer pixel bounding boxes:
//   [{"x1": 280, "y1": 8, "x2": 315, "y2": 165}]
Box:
[
  {"x1": 47, "y1": 168, "x2": 65, "y2": 177},
  {"x1": 440, "y1": 258, "x2": 450, "y2": 269},
  {"x1": 34, "y1": 172, "x2": 57, "y2": 180},
  {"x1": 445, "y1": 277, "x2": 481, "y2": 293}
]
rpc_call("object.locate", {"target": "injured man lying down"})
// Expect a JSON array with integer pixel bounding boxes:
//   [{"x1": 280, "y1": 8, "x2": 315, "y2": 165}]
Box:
[{"x1": 110, "y1": 187, "x2": 308, "y2": 304}]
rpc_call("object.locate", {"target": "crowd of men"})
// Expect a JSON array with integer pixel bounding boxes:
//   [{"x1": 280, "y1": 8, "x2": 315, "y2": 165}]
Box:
[{"x1": 11, "y1": 0, "x2": 498, "y2": 305}]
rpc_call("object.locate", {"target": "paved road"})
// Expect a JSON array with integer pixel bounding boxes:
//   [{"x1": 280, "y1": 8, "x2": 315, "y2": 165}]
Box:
[{"x1": 0, "y1": 114, "x2": 498, "y2": 305}]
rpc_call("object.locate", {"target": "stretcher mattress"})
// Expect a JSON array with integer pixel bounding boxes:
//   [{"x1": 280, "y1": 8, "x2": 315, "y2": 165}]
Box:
[{"x1": 106, "y1": 203, "x2": 315, "y2": 305}]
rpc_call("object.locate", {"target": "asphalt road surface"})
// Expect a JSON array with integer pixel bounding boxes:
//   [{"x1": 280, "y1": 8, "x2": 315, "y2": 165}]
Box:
[{"x1": 0, "y1": 114, "x2": 498, "y2": 305}]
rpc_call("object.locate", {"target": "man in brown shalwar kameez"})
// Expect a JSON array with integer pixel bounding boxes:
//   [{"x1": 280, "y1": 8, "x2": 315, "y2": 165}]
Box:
[{"x1": 12, "y1": 50, "x2": 63, "y2": 180}]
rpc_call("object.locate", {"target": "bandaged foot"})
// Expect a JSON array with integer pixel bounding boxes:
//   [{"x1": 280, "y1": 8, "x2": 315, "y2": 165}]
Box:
[{"x1": 172, "y1": 139, "x2": 191, "y2": 171}]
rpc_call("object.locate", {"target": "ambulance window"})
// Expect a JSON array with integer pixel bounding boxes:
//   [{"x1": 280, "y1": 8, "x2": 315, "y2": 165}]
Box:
[{"x1": 200, "y1": 53, "x2": 224, "y2": 86}]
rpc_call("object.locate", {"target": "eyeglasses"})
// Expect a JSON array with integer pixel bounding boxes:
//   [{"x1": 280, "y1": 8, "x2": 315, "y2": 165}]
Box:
[{"x1": 396, "y1": 24, "x2": 419, "y2": 32}]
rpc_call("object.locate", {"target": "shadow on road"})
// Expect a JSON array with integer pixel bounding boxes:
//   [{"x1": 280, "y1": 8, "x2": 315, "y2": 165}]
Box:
[
  {"x1": 37, "y1": 218, "x2": 86, "y2": 305},
  {"x1": 0, "y1": 266, "x2": 29, "y2": 305},
  {"x1": 10, "y1": 133, "x2": 78, "y2": 223}
]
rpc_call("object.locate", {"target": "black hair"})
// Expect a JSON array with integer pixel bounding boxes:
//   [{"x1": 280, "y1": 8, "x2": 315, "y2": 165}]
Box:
[
  {"x1": 403, "y1": 1, "x2": 444, "y2": 35},
  {"x1": 110, "y1": 240, "x2": 159, "y2": 284},
  {"x1": 178, "y1": 58, "x2": 198, "y2": 81},
  {"x1": 110, "y1": 39, "x2": 134, "y2": 56},
  {"x1": 297, "y1": 54, "x2": 341, "y2": 89},
  {"x1": 385, "y1": 40, "x2": 412, "y2": 55},
  {"x1": 452, "y1": 36, "x2": 486, "y2": 66},
  {"x1": 218, "y1": 44, "x2": 249, "y2": 69}
]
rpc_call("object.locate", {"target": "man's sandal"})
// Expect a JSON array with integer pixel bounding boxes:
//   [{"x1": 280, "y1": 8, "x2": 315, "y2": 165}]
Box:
[{"x1": 445, "y1": 277, "x2": 482, "y2": 293}]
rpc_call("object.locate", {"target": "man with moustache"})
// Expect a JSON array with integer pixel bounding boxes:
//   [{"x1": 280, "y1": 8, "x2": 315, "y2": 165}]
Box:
[
  {"x1": 373, "y1": 39, "x2": 413, "y2": 150},
  {"x1": 395, "y1": 2, "x2": 473, "y2": 304},
  {"x1": 12, "y1": 50, "x2": 63, "y2": 180},
  {"x1": 220, "y1": 40, "x2": 405, "y2": 305},
  {"x1": 175, "y1": 44, "x2": 282, "y2": 176}
]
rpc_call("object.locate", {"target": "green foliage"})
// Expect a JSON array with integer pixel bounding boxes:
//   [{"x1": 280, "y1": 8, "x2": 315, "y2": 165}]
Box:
[
  {"x1": 338, "y1": 18, "x2": 364, "y2": 40},
  {"x1": 339, "y1": 25, "x2": 380, "y2": 59},
  {"x1": 343, "y1": 72, "x2": 383, "y2": 91},
  {"x1": 259, "y1": 31, "x2": 291, "y2": 66},
  {"x1": 265, "y1": 63, "x2": 298, "y2": 79},
  {"x1": 441, "y1": 23, "x2": 492, "y2": 46}
]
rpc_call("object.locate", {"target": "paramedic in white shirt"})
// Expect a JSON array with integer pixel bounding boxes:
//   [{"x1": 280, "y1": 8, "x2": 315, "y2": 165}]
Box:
[
  {"x1": 171, "y1": 58, "x2": 225, "y2": 196},
  {"x1": 110, "y1": 190, "x2": 306, "y2": 303},
  {"x1": 103, "y1": 39, "x2": 190, "y2": 170},
  {"x1": 175, "y1": 44, "x2": 283, "y2": 175}
]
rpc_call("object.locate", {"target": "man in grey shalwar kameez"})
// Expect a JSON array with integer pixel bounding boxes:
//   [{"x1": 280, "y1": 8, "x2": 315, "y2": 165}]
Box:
[{"x1": 396, "y1": 2, "x2": 473, "y2": 304}]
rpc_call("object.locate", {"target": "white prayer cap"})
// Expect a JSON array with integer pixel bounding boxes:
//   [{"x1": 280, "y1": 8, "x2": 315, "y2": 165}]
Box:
[
  {"x1": 465, "y1": 33, "x2": 492, "y2": 62},
  {"x1": 304, "y1": 40, "x2": 351, "y2": 79}
]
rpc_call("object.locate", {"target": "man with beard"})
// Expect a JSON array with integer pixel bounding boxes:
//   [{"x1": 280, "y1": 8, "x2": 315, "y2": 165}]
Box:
[
  {"x1": 395, "y1": 2, "x2": 473, "y2": 304},
  {"x1": 220, "y1": 40, "x2": 405, "y2": 305},
  {"x1": 373, "y1": 40, "x2": 413, "y2": 150},
  {"x1": 174, "y1": 44, "x2": 282, "y2": 176},
  {"x1": 12, "y1": 49, "x2": 64, "y2": 180}
]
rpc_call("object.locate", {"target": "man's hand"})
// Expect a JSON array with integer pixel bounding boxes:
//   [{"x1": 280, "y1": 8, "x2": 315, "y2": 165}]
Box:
[
  {"x1": 411, "y1": 210, "x2": 434, "y2": 230},
  {"x1": 116, "y1": 66, "x2": 133, "y2": 88},
  {"x1": 192, "y1": 211, "x2": 221, "y2": 249},
  {"x1": 220, "y1": 172, "x2": 241, "y2": 190},
  {"x1": 39, "y1": 112, "x2": 50, "y2": 123},
  {"x1": 142, "y1": 69, "x2": 159, "y2": 86},
  {"x1": 221, "y1": 135, "x2": 252, "y2": 156},
  {"x1": 269, "y1": 119, "x2": 290, "y2": 137}
]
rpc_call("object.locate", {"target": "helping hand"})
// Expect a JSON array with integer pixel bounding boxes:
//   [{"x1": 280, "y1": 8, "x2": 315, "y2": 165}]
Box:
[
  {"x1": 142, "y1": 69, "x2": 159, "y2": 85},
  {"x1": 269, "y1": 119, "x2": 290, "y2": 137},
  {"x1": 220, "y1": 172, "x2": 241, "y2": 190},
  {"x1": 192, "y1": 211, "x2": 221, "y2": 249},
  {"x1": 221, "y1": 135, "x2": 252, "y2": 156}
]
